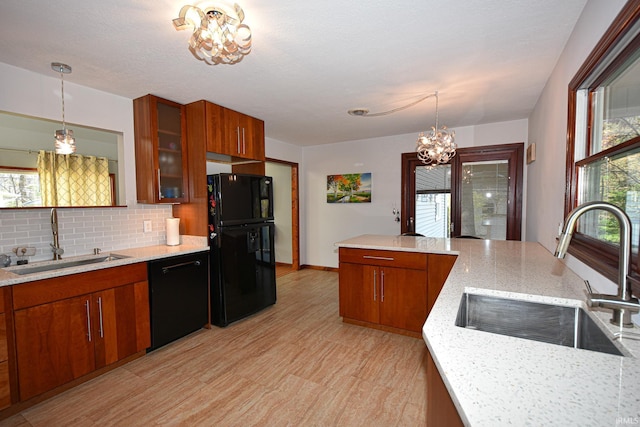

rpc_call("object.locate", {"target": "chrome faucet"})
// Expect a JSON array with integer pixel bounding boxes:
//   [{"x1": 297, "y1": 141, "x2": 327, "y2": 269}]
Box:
[
  {"x1": 50, "y1": 208, "x2": 64, "y2": 260},
  {"x1": 555, "y1": 201, "x2": 639, "y2": 327}
]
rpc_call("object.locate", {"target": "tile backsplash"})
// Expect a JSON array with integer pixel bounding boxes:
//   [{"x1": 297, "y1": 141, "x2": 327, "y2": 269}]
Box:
[{"x1": 0, "y1": 205, "x2": 175, "y2": 265}]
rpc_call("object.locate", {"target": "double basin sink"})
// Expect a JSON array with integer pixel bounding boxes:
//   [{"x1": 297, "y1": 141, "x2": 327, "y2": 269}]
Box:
[
  {"x1": 5, "y1": 254, "x2": 130, "y2": 276},
  {"x1": 455, "y1": 292, "x2": 626, "y2": 357}
]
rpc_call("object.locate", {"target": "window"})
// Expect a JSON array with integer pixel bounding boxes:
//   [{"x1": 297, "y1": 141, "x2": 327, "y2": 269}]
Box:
[
  {"x1": 0, "y1": 168, "x2": 41, "y2": 207},
  {"x1": 566, "y1": 3, "x2": 640, "y2": 292}
]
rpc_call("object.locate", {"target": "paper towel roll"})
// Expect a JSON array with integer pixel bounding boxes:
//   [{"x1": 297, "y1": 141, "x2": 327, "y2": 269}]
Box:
[{"x1": 166, "y1": 218, "x2": 180, "y2": 246}]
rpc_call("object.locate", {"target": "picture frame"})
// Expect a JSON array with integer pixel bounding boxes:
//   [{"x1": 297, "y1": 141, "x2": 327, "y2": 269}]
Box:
[{"x1": 326, "y1": 172, "x2": 371, "y2": 203}]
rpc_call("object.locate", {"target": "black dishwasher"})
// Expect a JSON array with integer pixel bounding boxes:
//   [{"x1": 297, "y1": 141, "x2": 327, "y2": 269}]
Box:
[{"x1": 148, "y1": 251, "x2": 209, "y2": 351}]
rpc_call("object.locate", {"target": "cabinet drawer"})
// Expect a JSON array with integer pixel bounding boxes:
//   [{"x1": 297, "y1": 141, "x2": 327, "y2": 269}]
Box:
[
  {"x1": 13, "y1": 263, "x2": 147, "y2": 310},
  {"x1": 339, "y1": 247, "x2": 427, "y2": 270}
]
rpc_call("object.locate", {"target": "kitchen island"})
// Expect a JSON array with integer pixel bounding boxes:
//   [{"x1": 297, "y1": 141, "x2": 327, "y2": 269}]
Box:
[{"x1": 336, "y1": 234, "x2": 640, "y2": 426}]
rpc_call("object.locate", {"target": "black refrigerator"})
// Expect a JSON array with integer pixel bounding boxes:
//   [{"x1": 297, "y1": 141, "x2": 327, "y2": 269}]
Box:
[{"x1": 207, "y1": 173, "x2": 276, "y2": 326}]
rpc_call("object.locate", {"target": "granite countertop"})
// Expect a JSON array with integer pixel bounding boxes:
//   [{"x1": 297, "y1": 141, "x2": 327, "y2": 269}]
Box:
[
  {"x1": 335, "y1": 234, "x2": 640, "y2": 426},
  {"x1": 0, "y1": 242, "x2": 209, "y2": 287}
]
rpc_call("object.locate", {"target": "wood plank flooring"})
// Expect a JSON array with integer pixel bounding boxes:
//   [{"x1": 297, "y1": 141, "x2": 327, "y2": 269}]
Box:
[{"x1": 0, "y1": 269, "x2": 429, "y2": 426}]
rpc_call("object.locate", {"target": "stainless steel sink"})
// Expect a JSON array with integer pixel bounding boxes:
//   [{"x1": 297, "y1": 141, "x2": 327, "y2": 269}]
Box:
[
  {"x1": 455, "y1": 293, "x2": 625, "y2": 356},
  {"x1": 7, "y1": 254, "x2": 130, "y2": 275}
]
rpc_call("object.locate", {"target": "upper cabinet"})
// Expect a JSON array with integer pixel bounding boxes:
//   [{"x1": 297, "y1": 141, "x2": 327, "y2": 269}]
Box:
[
  {"x1": 186, "y1": 100, "x2": 265, "y2": 162},
  {"x1": 222, "y1": 108, "x2": 265, "y2": 161},
  {"x1": 133, "y1": 95, "x2": 189, "y2": 204}
]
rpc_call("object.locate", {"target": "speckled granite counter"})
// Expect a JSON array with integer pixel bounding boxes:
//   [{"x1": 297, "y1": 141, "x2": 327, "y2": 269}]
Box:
[
  {"x1": 336, "y1": 234, "x2": 640, "y2": 426},
  {"x1": 0, "y1": 242, "x2": 209, "y2": 286}
]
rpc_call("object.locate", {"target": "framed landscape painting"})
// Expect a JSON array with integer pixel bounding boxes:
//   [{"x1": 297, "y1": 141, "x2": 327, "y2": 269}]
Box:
[{"x1": 327, "y1": 173, "x2": 371, "y2": 203}]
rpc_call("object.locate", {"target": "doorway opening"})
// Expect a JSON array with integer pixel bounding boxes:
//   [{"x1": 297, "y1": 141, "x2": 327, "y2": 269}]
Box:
[{"x1": 266, "y1": 158, "x2": 300, "y2": 276}]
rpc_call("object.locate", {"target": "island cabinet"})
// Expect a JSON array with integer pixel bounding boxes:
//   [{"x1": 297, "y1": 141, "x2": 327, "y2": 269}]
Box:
[
  {"x1": 339, "y1": 247, "x2": 457, "y2": 337},
  {"x1": 133, "y1": 94, "x2": 189, "y2": 203},
  {"x1": 11, "y1": 263, "x2": 150, "y2": 401}
]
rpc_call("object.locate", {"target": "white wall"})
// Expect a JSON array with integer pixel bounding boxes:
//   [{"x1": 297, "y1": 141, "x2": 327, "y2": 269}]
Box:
[
  {"x1": 527, "y1": 0, "x2": 627, "y2": 297},
  {"x1": 300, "y1": 119, "x2": 528, "y2": 268}
]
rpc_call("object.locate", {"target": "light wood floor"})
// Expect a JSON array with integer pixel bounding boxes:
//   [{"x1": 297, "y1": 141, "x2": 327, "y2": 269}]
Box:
[{"x1": 1, "y1": 269, "x2": 429, "y2": 426}]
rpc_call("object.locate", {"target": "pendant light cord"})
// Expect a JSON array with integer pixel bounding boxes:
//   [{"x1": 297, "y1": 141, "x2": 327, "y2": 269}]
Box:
[
  {"x1": 60, "y1": 69, "x2": 66, "y2": 131},
  {"x1": 348, "y1": 91, "x2": 438, "y2": 117}
]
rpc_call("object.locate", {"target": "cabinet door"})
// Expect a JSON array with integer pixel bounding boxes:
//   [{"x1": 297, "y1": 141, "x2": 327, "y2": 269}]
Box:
[
  {"x1": 93, "y1": 281, "x2": 151, "y2": 368},
  {"x1": 338, "y1": 263, "x2": 379, "y2": 324},
  {"x1": 379, "y1": 267, "x2": 428, "y2": 332},
  {"x1": 220, "y1": 108, "x2": 265, "y2": 160},
  {"x1": 240, "y1": 114, "x2": 265, "y2": 161},
  {"x1": 15, "y1": 296, "x2": 96, "y2": 400},
  {"x1": 134, "y1": 94, "x2": 189, "y2": 203}
]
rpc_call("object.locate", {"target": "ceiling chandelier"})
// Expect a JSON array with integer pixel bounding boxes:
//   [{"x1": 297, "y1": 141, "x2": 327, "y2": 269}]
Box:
[
  {"x1": 51, "y1": 62, "x2": 76, "y2": 155},
  {"x1": 416, "y1": 91, "x2": 456, "y2": 166},
  {"x1": 173, "y1": 3, "x2": 252, "y2": 65}
]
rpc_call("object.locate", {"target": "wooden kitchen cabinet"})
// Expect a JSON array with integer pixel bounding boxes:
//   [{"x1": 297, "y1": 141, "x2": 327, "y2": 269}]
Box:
[
  {"x1": 339, "y1": 248, "x2": 428, "y2": 335},
  {"x1": 339, "y1": 248, "x2": 457, "y2": 336},
  {"x1": 12, "y1": 263, "x2": 150, "y2": 401},
  {"x1": 0, "y1": 289, "x2": 11, "y2": 410},
  {"x1": 426, "y1": 349, "x2": 464, "y2": 426},
  {"x1": 133, "y1": 94, "x2": 189, "y2": 203},
  {"x1": 221, "y1": 107, "x2": 265, "y2": 161},
  {"x1": 185, "y1": 100, "x2": 265, "y2": 161}
]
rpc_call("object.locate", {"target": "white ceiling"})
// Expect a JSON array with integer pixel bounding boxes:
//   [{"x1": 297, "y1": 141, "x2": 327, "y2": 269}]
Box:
[{"x1": 0, "y1": 0, "x2": 587, "y2": 146}]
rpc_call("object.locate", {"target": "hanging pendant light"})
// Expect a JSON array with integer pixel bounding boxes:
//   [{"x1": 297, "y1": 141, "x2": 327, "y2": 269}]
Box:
[
  {"x1": 52, "y1": 62, "x2": 76, "y2": 155},
  {"x1": 416, "y1": 91, "x2": 456, "y2": 165}
]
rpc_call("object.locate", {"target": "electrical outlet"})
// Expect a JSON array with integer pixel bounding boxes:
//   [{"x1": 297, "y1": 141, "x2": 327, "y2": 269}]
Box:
[{"x1": 143, "y1": 220, "x2": 152, "y2": 233}]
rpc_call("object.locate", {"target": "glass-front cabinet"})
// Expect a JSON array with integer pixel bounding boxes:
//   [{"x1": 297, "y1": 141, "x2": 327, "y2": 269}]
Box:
[{"x1": 133, "y1": 94, "x2": 189, "y2": 203}]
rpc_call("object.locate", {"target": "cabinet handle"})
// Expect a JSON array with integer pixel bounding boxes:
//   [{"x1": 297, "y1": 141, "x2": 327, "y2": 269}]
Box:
[
  {"x1": 381, "y1": 270, "x2": 385, "y2": 302},
  {"x1": 85, "y1": 300, "x2": 92, "y2": 342},
  {"x1": 97, "y1": 297, "x2": 104, "y2": 338},
  {"x1": 157, "y1": 169, "x2": 162, "y2": 200},
  {"x1": 236, "y1": 126, "x2": 241, "y2": 154},
  {"x1": 162, "y1": 260, "x2": 201, "y2": 274},
  {"x1": 363, "y1": 255, "x2": 394, "y2": 261},
  {"x1": 373, "y1": 269, "x2": 377, "y2": 302},
  {"x1": 242, "y1": 127, "x2": 246, "y2": 154}
]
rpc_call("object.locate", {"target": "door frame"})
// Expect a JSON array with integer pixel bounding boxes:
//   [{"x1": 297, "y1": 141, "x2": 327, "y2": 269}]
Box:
[
  {"x1": 401, "y1": 143, "x2": 524, "y2": 240},
  {"x1": 266, "y1": 158, "x2": 300, "y2": 270}
]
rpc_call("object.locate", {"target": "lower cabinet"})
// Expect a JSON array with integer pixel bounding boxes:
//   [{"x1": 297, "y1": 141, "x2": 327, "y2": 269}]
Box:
[
  {"x1": 426, "y1": 349, "x2": 464, "y2": 426},
  {"x1": 338, "y1": 247, "x2": 457, "y2": 335},
  {"x1": 0, "y1": 290, "x2": 11, "y2": 410},
  {"x1": 339, "y1": 263, "x2": 427, "y2": 332},
  {"x1": 12, "y1": 263, "x2": 150, "y2": 401}
]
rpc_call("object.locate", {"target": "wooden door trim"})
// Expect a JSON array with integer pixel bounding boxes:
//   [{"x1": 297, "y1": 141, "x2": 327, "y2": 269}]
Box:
[
  {"x1": 402, "y1": 143, "x2": 524, "y2": 240},
  {"x1": 266, "y1": 158, "x2": 300, "y2": 270}
]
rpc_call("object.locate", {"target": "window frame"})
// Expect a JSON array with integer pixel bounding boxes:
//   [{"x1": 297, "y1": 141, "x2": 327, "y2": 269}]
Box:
[{"x1": 565, "y1": 2, "x2": 640, "y2": 296}]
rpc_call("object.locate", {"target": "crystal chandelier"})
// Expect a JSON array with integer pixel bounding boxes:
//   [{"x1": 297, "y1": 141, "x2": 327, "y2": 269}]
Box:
[
  {"x1": 52, "y1": 62, "x2": 76, "y2": 155},
  {"x1": 416, "y1": 91, "x2": 456, "y2": 165},
  {"x1": 173, "y1": 3, "x2": 252, "y2": 65}
]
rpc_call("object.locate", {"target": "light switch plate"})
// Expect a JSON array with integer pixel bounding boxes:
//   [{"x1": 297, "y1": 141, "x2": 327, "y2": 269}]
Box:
[{"x1": 143, "y1": 220, "x2": 152, "y2": 233}]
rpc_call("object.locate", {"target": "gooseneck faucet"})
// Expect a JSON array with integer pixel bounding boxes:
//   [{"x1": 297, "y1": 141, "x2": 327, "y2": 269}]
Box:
[
  {"x1": 50, "y1": 208, "x2": 64, "y2": 260},
  {"x1": 555, "y1": 201, "x2": 639, "y2": 327}
]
